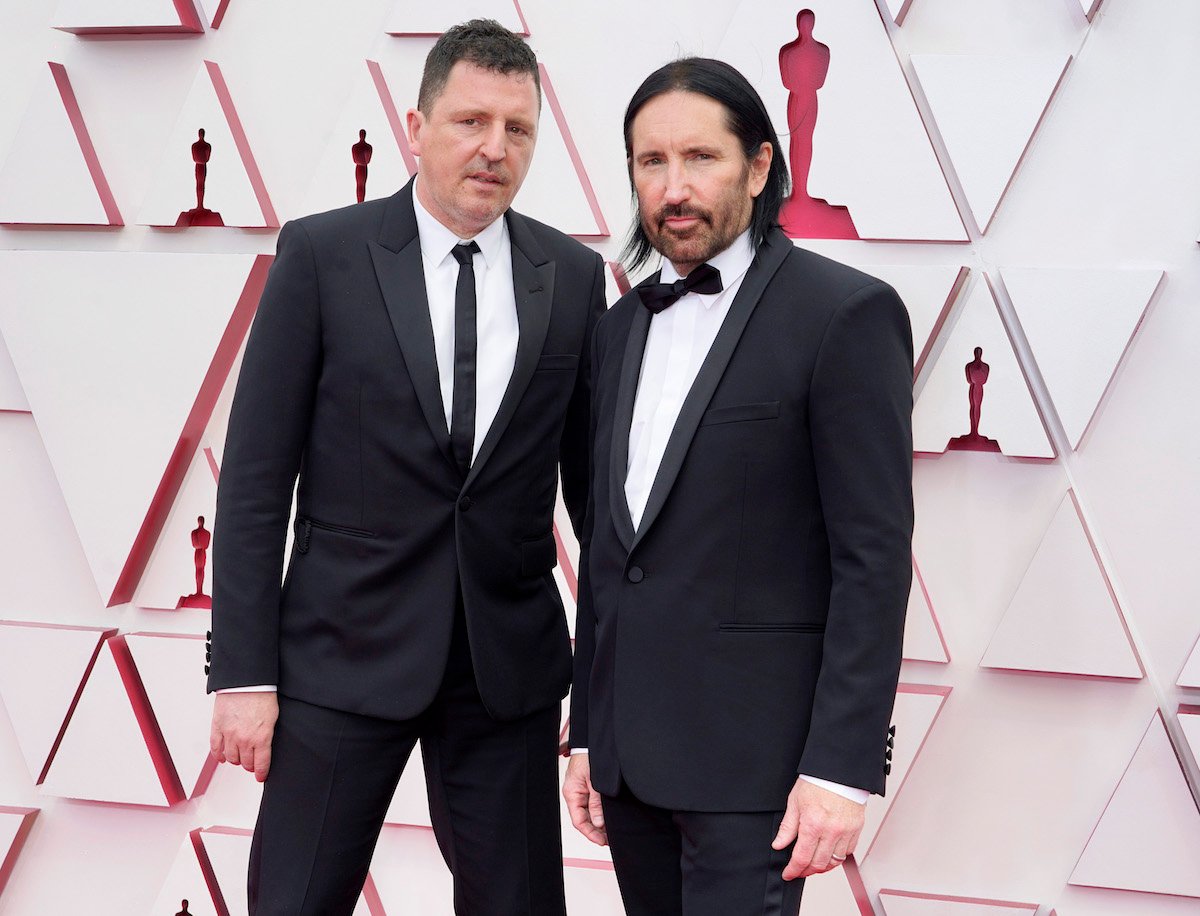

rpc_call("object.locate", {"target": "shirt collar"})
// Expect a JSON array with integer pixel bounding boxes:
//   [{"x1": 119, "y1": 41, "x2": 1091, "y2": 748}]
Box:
[
  {"x1": 658, "y1": 230, "x2": 756, "y2": 310},
  {"x1": 412, "y1": 176, "x2": 508, "y2": 269}
]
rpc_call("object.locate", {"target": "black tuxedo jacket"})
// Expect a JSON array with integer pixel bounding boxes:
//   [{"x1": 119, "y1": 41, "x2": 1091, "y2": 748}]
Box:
[
  {"x1": 207, "y1": 180, "x2": 605, "y2": 722},
  {"x1": 570, "y1": 229, "x2": 913, "y2": 811}
]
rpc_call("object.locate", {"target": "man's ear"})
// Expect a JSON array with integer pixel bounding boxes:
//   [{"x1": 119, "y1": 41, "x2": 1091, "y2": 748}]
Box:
[
  {"x1": 406, "y1": 108, "x2": 425, "y2": 157},
  {"x1": 748, "y1": 142, "x2": 773, "y2": 198}
]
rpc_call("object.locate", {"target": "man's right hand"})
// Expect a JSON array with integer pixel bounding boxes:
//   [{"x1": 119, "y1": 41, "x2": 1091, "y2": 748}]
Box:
[
  {"x1": 562, "y1": 753, "x2": 607, "y2": 846},
  {"x1": 210, "y1": 692, "x2": 278, "y2": 783}
]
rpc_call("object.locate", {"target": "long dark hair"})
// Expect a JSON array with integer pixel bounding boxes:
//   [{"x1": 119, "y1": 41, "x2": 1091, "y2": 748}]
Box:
[{"x1": 621, "y1": 57, "x2": 790, "y2": 273}]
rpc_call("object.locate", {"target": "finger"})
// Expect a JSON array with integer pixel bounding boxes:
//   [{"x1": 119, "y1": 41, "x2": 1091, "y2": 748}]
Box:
[
  {"x1": 771, "y1": 807, "x2": 800, "y2": 850},
  {"x1": 566, "y1": 790, "x2": 606, "y2": 845},
  {"x1": 240, "y1": 744, "x2": 256, "y2": 775},
  {"x1": 255, "y1": 744, "x2": 271, "y2": 783},
  {"x1": 782, "y1": 826, "x2": 819, "y2": 881},
  {"x1": 224, "y1": 737, "x2": 241, "y2": 768},
  {"x1": 799, "y1": 834, "x2": 837, "y2": 878},
  {"x1": 588, "y1": 785, "x2": 606, "y2": 829}
]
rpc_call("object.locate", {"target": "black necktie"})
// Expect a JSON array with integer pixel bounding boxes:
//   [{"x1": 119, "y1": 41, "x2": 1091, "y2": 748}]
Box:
[
  {"x1": 637, "y1": 262, "x2": 723, "y2": 313},
  {"x1": 450, "y1": 241, "x2": 480, "y2": 478}
]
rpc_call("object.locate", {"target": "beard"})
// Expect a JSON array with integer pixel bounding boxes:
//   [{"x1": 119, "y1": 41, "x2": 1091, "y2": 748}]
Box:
[{"x1": 639, "y1": 173, "x2": 755, "y2": 271}]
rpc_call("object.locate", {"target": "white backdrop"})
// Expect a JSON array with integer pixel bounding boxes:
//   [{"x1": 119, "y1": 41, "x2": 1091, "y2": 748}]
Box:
[{"x1": 0, "y1": 0, "x2": 1199, "y2": 913}]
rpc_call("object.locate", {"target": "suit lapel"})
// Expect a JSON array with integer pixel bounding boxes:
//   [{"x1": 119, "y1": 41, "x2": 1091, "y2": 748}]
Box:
[
  {"x1": 463, "y1": 210, "x2": 555, "y2": 491},
  {"x1": 369, "y1": 181, "x2": 457, "y2": 472},
  {"x1": 608, "y1": 290, "x2": 652, "y2": 553},
  {"x1": 630, "y1": 230, "x2": 793, "y2": 551}
]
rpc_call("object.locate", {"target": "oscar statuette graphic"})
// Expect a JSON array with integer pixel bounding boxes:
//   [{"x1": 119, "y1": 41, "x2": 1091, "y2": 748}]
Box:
[
  {"x1": 176, "y1": 129, "x2": 224, "y2": 227},
  {"x1": 947, "y1": 346, "x2": 1002, "y2": 452},
  {"x1": 353, "y1": 128, "x2": 373, "y2": 203},
  {"x1": 778, "y1": 9, "x2": 858, "y2": 239},
  {"x1": 177, "y1": 516, "x2": 213, "y2": 609},
  {"x1": 174, "y1": 901, "x2": 192, "y2": 916}
]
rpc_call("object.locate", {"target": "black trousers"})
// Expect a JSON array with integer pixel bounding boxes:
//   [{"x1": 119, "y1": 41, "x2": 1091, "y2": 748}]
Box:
[
  {"x1": 602, "y1": 782, "x2": 805, "y2": 916},
  {"x1": 247, "y1": 611, "x2": 566, "y2": 915}
]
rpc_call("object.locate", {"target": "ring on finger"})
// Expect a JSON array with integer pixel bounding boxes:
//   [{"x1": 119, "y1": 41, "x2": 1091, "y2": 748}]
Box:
[{"x1": 831, "y1": 853, "x2": 847, "y2": 862}]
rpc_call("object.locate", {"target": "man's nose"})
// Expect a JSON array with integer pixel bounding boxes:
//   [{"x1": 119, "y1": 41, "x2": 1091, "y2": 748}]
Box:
[
  {"x1": 480, "y1": 123, "x2": 507, "y2": 162},
  {"x1": 662, "y1": 160, "x2": 690, "y2": 205}
]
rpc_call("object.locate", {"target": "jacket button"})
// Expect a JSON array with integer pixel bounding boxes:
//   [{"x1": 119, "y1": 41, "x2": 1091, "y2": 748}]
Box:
[
  {"x1": 459, "y1": 496, "x2": 473, "y2": 511},
  {"x1": 627, "y1": 566, "x2": 644, "y2": 583}
]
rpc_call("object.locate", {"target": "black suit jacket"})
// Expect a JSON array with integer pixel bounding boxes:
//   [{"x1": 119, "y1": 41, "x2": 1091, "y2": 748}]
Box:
[
  {"x1": 570, "y1": 229, "x2": 913, "y2": 811},
  {"x1": 207, "y1": 180, "x2": 606, "y2": 722}
]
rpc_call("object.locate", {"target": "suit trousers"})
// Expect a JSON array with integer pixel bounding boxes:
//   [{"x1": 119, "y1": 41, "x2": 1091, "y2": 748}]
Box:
[
  {"x1": 247, "y1": 607, "x2": 566, "y2": 915},
  {"x1": 601, "y1": 782, "x2": 804, "y2": 916}
]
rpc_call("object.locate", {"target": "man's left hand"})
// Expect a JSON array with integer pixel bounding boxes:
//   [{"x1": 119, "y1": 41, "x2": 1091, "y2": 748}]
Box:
[{"x1": 772, "y1": 777, "x2": 865, "y2": 879}]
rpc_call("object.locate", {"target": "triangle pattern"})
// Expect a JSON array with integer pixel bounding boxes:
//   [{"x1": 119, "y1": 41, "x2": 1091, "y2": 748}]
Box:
[
  {"x1": 1180, "y1": 708, "x2": 1200, "y2": 772},
  {"x1": 195, "y1": 0, "x2": 231, "y2": 28},
  {"x1": 40, "y1": 638, "x2": 172, "y2": 806},
  {"x1": 860, "y1": 684, "x2": 951, "y2": 858},
  {"x1": 795, "y1": 857, "x2": 874, "y2": 915},
  {"x1": 52, "y1": 0, "x2": 203, "y2": 34},
  {"x1": 880, "y1": 890, "x2": 1039, "y2": 915},
  {"x1": 914, "y1": 277, "x2": 1054, "y2": 458},
  {"x1": 911, "y1": 53, "x2": 1072, "y2": 232},
  {"x1": 881, "y1": 0, "x2": 915, "y2": 26},
  {"x1": 372, "y1": 825, "x2": 455, "y2": 913},
  {"x1": 716, "y1": 0, "x2": 966, "y2": 240},
  {"x1": 384, "y1": 743, "x2": 433, "y2": 828},
  {"x1": 904, "y1": 557, "x2": 949, "y2": 663},
  {"x1": 0, "y1": 807, "x2": 39, "y2": 897},
  {"x1": 124, "y1": 633, "x2": 214, "y2": 798},
  {"x1": 0, "y1": 62, "x2": 121, "y2": 226},
  {"x1": 1003, "y1": 267, "x2": 1162, "y2": 450},
  {"x1": 0, "y1": 622, "x2": 115, "y2": 784},
  {"x1": 510, "y1": 64, "x2": 608, "y2": 238},
  {"x1": 980, "y1": 491, "x2": 1141, "y2": 679},
  {"x1": 0, "y1": 251, "x2": 268, "y2": 606},
  {"x1": 385, "y1": 0, "x2": 528, "y2": 35},
  {"x1": 138, "y1": 60, "x2": 277, "y2": 228},
  {"x1": 148, "y1": 831, "x2": 222, "y2": 916},
  {"x1": 301, "y1": 60, "x2": 417, "y2": 217},
  {"x1": 1178, "y1": 636, "x2": 1200, "y2": 689},
  {"x1": 0, "y1": 329, "x2": 29, "y2": 411},
  {"x1": 1070, "y1": 714, "x2": 1200, "y2": 898},
  {"x1": 1077, "y1": 0, "x2": 1103, "y2": 21}
]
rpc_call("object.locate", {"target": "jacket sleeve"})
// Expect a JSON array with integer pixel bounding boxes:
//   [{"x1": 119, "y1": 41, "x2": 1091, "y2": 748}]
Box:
[
  {"x1": 795, "y1": 281, "x2": 914, "y2": 796},
  {"x1": 207, "y1": 220, "x2": 323, "y2": 691}
]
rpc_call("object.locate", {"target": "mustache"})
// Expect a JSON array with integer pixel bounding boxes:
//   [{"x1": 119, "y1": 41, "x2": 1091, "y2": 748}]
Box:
[{"x1": 654, "y1": 204, "x2": 711, "y2": 227}]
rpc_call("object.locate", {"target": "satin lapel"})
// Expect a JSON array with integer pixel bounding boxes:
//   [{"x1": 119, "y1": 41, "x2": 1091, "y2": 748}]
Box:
[
  {"x1": 463, "y1": 211, "x2": 554, "y2": 491},
  {"x1": 630, "y1": 231, "x2": 793, "y2": 551},
  {"x1": 368, "y1": 184, "x2": 456, "y2": 471},
  {"x1": 609, "y1": 299, "x2": 652, "y2": 553}
]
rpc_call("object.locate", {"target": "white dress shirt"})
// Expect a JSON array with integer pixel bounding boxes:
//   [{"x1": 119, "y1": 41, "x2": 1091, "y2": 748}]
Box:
[
  {"x1": 575, "y1": 232, "x2": 869, "y2": 806},
  {"x1": 220, "y1": 179, "x2": 519, "y2": 696}
]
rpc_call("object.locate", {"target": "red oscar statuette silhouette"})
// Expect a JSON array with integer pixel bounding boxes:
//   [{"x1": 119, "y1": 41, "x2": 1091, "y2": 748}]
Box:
[
  {"x1": 176, "y1": 128, "x2": 225, "y2": 227},
  {"x1": 777, "y1": 9, "x2": 858, "y2": 239},
  {"x1": 175, "y1": 900, "x2": 192, "y2": 916},
  {"x1": 353, "y1": 128, "x2": 373, "y2": 203},
  {"x1": 177, "y1": 516, "x2": 213, "y2": 609},
  {"x1": 947, "y1": 346, "x2": 1002, "y2": 452}
]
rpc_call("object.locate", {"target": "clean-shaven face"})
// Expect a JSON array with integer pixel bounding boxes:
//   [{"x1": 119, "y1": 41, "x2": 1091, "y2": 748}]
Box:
[
  {"x1": 408, "y1": 60, "x2": 540, "y2": 238},
  {"x1": 629, "y1": 90, "x2": 771, "y2": 276}
]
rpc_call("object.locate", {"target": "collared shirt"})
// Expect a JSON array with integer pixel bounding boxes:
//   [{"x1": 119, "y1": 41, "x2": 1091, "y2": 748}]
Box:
[
  {"x1": 624, "y1": 231, "x2": 756, "y2": 530},
  {"x1": 412, "y1": 177, "x2": 519, "y2": 458}
]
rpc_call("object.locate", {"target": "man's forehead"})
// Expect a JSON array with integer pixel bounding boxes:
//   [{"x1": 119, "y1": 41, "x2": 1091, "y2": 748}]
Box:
[{"x1": 630, "y1": 91, "x2": 734, "y2": 146}]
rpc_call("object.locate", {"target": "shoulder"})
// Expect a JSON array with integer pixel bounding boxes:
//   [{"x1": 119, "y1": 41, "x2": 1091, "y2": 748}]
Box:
[
  {"x1": 287, "y1": 196, "x2": 391, "y2": 245},
  {"x1": 777, "y1": 245, "x2": 895, "y2": 305},
  {"x1": 508, "y1": 209, "x2": 602, "y2": 270}
]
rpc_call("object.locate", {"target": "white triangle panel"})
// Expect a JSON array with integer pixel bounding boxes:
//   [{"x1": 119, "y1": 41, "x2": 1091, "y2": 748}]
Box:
[
  {"x1": 1077, "y1": 0, "x2": 1103, "y2": 21},
  {"x1": 0, "y1": 63, "x2": 121, "y2": 226},
  {"x1": 860, "y1": 684, "x2": 951, "y2": 858},
  {"x1": 385, "y1": 0, "x2": 528, "y2": 35},
  {"x1": 0, "y1": 330, "x2": 29, "y2": 411},
  {"x1": 511, "y1": 65, "x2": 608, "y2": 238},
  {"x1": 903, "y1": 559, "x2": 949, "y2": 664},
  {"x1": 911, "y1": 54, "x2": 1071, "y2": 232},
  {"x1": 384, "y1": 744, "x2": 433, "y2": 828},
  {"x1": 40, "y1": 639, "x2": 171, "y2": 806},
  {"x1": 1180, "y1": 708, "x2": 1200, "y2": 772},
  {"x1": 371, "y1": 824, "x2": 455, "y2": 914},
  {"x1": 881, "y1": 0, "x2": 914, "y2": 26},
  {"x1": 0, "y1": 622, "x2": 114, "y2": 784},
  {"x1": 981, "y1": 492, "x2": 1141, "y2": 679},
  {"x1": 138, "y1": 61, "x2": 277, "y2": 228},
  {"x1": 124, "y1": 633, "x2": 214, "y2": 797},
  {"x1": 717, "y1": 0, "x2": 966, "y2": 240},
  {"x1": 1003, "y1": 267, "x2": 1162, "y2": 450},
  {"x1": 0, "y1": 251, "x2": 263, "y2": 606},
  {"x1": 880, "y1": 890, "x2": 1039, "y2": 915},
  {"x1": 301, "y1": 61, "x2": 416, "y2": 217},
  {"x1": 913, "y1": 278, "x2": 1054, "y2": 458},
  {"x1": 1070, "y1": 714, "x2": 1200, "y2": 898},
  {"x1": 148, "y1": 831, "x2": 221, "y2": 916},
  {"x1": 196, "y1": 0, "x2": 230, "y2": 28},
  {"x1": 0, "y1": 807, "x2": 39, "y2": 896},
  {"x1": 1179, "y1": 636, "x2": 1200, "y2": 689},
  {"x1": 53, "y1": 0, "x2": 203, "y2": 33},
  {"x1": 563, "y1": 861, "x2": 628, "y2": 916}
]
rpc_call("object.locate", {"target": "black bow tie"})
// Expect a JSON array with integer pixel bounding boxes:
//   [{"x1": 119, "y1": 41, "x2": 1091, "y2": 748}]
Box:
[{"x1": 637, "y1": 263, "x2": 724, "y2": 313}]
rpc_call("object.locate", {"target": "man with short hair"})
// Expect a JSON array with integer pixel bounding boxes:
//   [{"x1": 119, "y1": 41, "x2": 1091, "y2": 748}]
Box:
[
  {"x1": 563, "y1": 57, "x2": 913, "y2": 915},
  {"x1": 207, "y1": 19, "x2": 605, "y2": 915}
]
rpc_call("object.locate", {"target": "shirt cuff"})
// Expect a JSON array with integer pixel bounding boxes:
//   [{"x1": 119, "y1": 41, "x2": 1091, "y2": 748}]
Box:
[
  {"x1": 798, "y1": 774, "x2": 869, "y2": 805},
  {"x1": 216, "y1": 685, "x2": 277, "y2": 693},
  {"x1": 569, "y1": 747, "x2": 589, "y2": 756}
]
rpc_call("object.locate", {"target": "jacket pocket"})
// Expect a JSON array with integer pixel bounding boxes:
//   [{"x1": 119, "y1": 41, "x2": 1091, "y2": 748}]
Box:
[
  {"x1": 520, "y1": 532, "x2": 558, "y2": 577},
  {"x1": 699, "y1": 400, "x2": 781, "y2": 427},
  {"x1": 295, "y1": 516, "x2": 376, "y2": 554},
  {"x1": 536, "y1": 353, "x2": 579, "y2": 371},
  {"x1": 718, "y1": 622, "x2": 825, "y2": 633}
]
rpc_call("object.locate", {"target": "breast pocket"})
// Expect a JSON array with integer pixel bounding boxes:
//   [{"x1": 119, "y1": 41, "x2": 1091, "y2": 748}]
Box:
[{"x1": 699, "y1": 400, "x2": 781, "y2": 427}]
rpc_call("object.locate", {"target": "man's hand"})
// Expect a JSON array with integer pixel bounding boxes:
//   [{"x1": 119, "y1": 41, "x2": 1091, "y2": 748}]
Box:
[
  {"x1": 562, "y1": 753, "x2": 607, "y2": 846},
  {"x1": 209, "y1": 692, "x2": 278, "y2": 783},
  {"x1": 772, "y1": 777, "x2": 865, "y2": 879}
]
